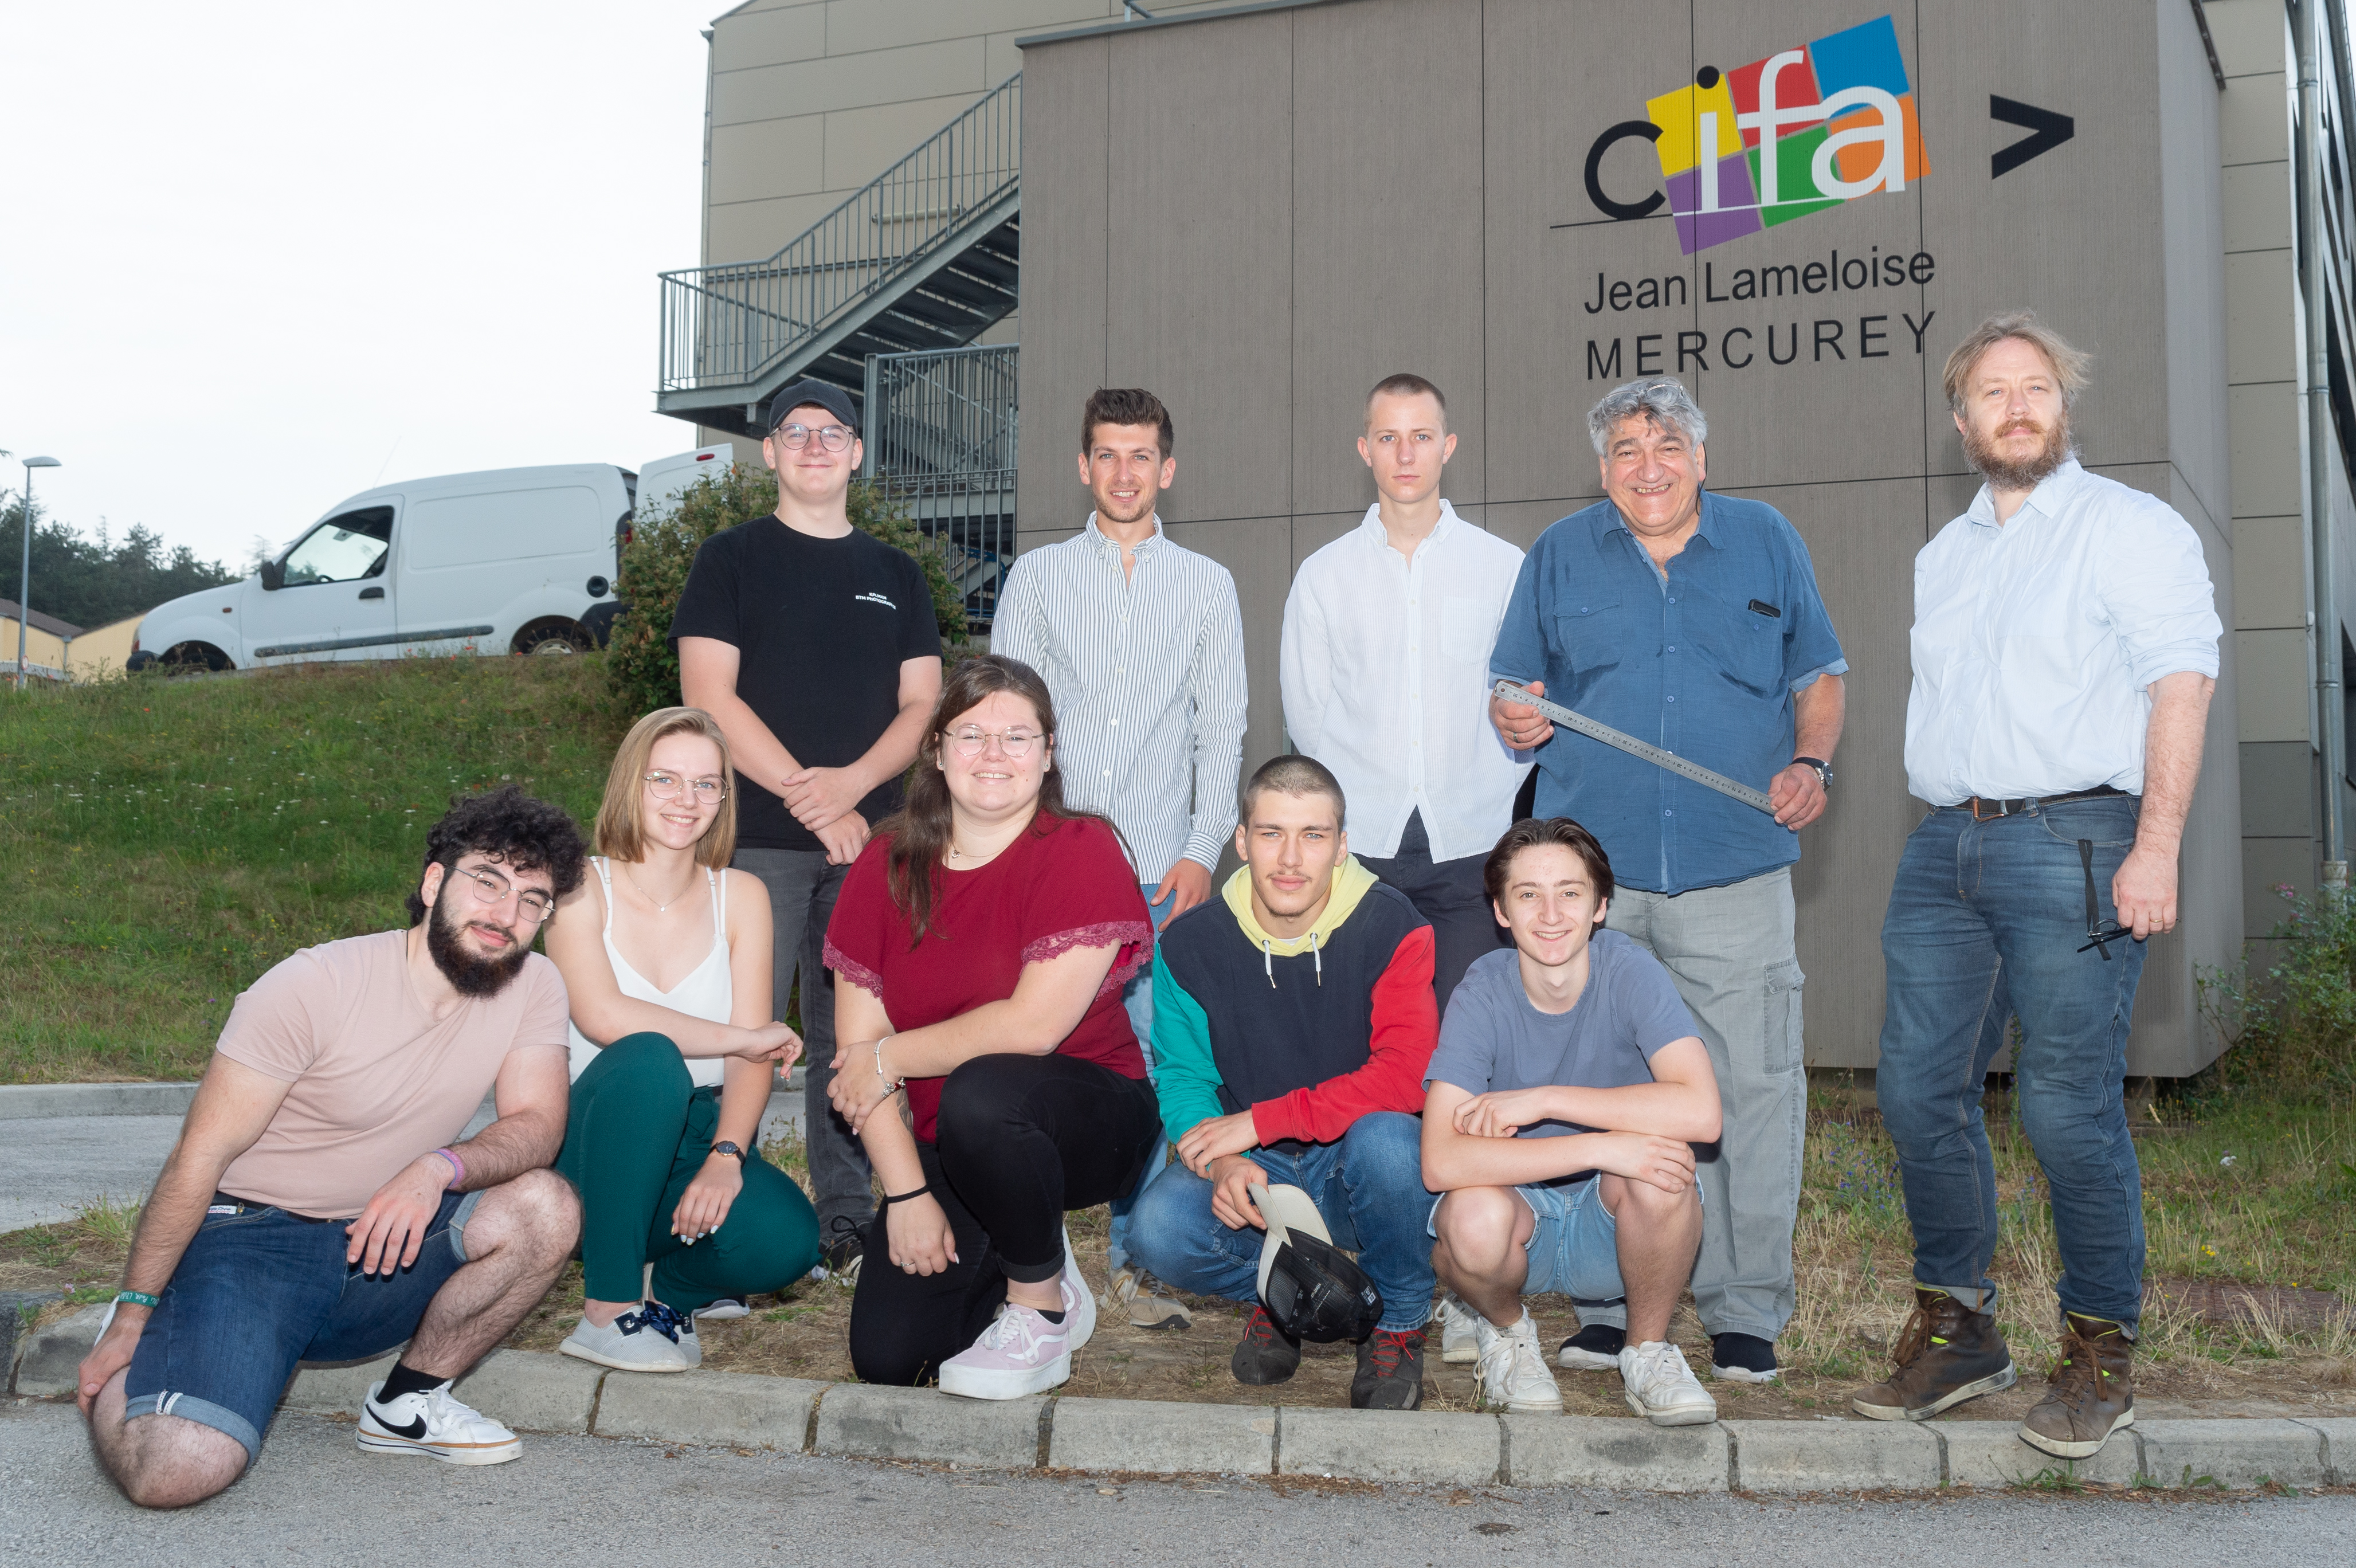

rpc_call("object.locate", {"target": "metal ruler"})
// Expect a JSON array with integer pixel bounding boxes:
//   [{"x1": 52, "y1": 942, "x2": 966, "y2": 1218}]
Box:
[{"x1": 1491, "y1": 680, "x2": 1776, "y2": 816}]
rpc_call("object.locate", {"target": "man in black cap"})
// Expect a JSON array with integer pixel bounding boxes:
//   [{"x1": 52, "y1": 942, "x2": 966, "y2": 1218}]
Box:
[{"x1": 675, "y1": 380, "x2": 944, "y2": 1279}]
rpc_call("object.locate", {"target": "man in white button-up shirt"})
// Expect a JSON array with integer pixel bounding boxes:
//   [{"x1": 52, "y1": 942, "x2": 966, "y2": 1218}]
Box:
[
  {"x1": 1853, "y1": 314, "x2": 2220, "y2": 1465},
  {"x1": 990, "y1": 386, "x2": 1248, "y2": 1324},
  {"x1": 1281, "y1": 374, "x2": 1530, "y2": 1016}
]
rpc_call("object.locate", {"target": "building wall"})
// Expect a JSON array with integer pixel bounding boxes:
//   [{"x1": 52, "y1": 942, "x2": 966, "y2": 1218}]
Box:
[
  {"x1": 1019, "y1": 0, "x2": 2244, "y2": 1073},
  {"x1": 1, "y1": 616, "x2": 69, "y2": 680},
  {"x1": 65, "y1": 616, "x2": 140, "y2": 681},
  {"x1": 692, "y1": 0, "x2": 1236, "y2": 446}
]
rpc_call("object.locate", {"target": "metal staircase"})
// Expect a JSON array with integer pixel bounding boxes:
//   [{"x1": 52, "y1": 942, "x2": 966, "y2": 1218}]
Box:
[
  {"x1": 863, "y1": 344, "x2": 1018, "y2": 629},
  {"x1": 656, "y1": 75, "x2": 1021, "y2": 437}
]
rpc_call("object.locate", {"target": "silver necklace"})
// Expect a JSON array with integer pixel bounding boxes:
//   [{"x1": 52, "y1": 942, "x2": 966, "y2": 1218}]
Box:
[{"x1": 622, "y1": 866, "x2": 692, "y2": 913}]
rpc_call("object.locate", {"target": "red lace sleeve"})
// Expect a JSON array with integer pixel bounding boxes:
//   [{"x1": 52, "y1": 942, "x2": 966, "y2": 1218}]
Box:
[
  {"x1": 821, "y1": 840, "x2": 896, "y2": 1000},
  {"x1": 1016, "y1": 818, "x2": 1155, "y2": 1003}
]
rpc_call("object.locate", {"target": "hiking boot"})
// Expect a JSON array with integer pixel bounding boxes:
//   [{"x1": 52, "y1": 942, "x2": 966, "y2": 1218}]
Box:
[
  {"x1": 1557, "y1": 1322, "x2": 1626, "y2": 1370},
  {"x1": 1618, "y1": 1341, "x2": 1718, "y2": 1426},
  {"x1": 1351, "y1": 1327, "x2": 1427, "y2": 1410},
  {"x1": 1231, "y1": 1303, "x2": 1302, "y2": 1385},
  {"x1": 1709, "y1": 1331, "x2": 1779, "y2": 1384},
  {"x1": 1436, "y1": 1291, "x2": 1483, "y2": 1364},
  {"x1": 2019, "y1": 1312, "x2": 2135, "y2": 1459},
  {"x1": 1477, "y1": 1311, "x2": 1562, "y2": 1414},
  {"x1": 1851, "y1": 1287, "x2": 2017, "y2": 1421},
  {"x1": 1101, "y1": 1267, "x2": 1193, "y2": 1330}
]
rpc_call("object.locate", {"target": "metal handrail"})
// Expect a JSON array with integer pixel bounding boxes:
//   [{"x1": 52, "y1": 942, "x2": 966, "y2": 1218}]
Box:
[
  {"x1": 864, "y1": 343, "x2": 1019, "y2": 626},
  {"x1": 659, "y1": 75, "x2": 1021, "y2": 397}
]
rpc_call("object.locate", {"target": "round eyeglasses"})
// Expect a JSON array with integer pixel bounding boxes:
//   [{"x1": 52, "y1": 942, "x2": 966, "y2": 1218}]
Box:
[
  {"x1": 645, "y1": 770, "x2": 727, "y2": 803},
  {"x1": 447, "y1": 861, "x2": 556, "y2": 924},
  {"x1": 945, "y1": 726, "x2": 1041, "y2": 759},
  {"x1": 774, "y1": 422, "x2": 853, "y2": 453}
]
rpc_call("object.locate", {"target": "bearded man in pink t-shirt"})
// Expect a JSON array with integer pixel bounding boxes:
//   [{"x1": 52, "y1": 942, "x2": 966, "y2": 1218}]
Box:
[{"x1": 77, "y1": 786, "x2": 588, "y2": 1507}]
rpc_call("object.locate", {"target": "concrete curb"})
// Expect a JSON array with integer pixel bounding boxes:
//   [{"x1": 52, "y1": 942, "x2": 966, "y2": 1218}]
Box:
[
  {"x1": 13, "y1": 1318, "x2": 2348, "y2": 1491},
  {"x1": 0, "y1": 1083, "x2": 199, "y2": 1120}
]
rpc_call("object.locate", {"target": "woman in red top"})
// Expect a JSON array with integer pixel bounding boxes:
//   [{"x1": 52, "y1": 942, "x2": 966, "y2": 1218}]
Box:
[{"x1": 823, "y1": 655, "x2": 1161, "y2": 1397}]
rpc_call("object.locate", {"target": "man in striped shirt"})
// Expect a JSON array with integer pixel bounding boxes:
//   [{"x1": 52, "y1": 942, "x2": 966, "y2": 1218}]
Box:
[{"x1": 990, "y1": 387, "x2": 1249, "y2": 1322}]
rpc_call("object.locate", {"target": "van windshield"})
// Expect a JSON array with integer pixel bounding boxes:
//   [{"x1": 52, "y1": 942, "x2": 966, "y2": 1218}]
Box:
[{"x1": 282, "y1": 506, "x2": 394, "y2": 586}]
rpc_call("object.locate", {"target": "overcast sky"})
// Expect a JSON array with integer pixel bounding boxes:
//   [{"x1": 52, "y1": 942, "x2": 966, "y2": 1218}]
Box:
[{"x1": 1, "y1": 1, "x2": 724, "y2": 573}]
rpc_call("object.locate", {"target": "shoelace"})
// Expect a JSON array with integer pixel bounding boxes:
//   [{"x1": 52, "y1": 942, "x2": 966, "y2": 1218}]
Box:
[
  {"x1": 977, "y1": 1304, "x2": 1054, "y2": 1360},
  {"x1": 1367, "y1": 1329, "x2": 1418, "y2": 1375},
  {"x1": 1240, "y1": 1306, "x2": 1284, "y2": 1347},
  {"x1": 2045, "y1": 1329, "x2": 2118, "y2": 1400},
  {"x1": 620, "y1": 1301, "x2": 687, "y2": 1343}
]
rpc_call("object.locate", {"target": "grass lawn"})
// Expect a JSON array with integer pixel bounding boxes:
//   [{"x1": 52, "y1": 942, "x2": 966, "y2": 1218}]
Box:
[{"x1": 0, "y1": 656, "x2": 626, "y2": 1082}]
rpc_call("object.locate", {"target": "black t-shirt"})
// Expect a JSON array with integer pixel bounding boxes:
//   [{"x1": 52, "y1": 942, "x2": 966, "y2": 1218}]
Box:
[{"x1": 668, "y1": 518, "x2": 942, "y2": 852}]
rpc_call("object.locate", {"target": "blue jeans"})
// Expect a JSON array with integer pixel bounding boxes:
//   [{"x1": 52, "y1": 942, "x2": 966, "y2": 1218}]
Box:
[
  {"x1": 1126, "y1": 1112, "x2": 1435, "y2": 1333},
  {"x1": 124, "y1": 1187, "x2": 481, "y2": 1462},
  {"x1": 1107, "y1": 882, "x2": 1177, "y2": 1273},
  {"x1": 1876, "y1": 796, "x2": 2148, "y2": 1326}
]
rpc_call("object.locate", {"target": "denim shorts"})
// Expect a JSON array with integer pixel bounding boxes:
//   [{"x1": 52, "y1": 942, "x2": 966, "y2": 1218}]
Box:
[
  {"x1": 123, "y1": 1187, "x2": 480, "y2": 1462},
  {"x1": 1428, "y1": 1174, "x2": 1703, "y2": 1302}
]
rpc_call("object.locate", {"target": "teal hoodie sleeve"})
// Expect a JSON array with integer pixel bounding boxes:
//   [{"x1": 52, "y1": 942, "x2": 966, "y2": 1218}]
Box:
[{"x1": 1148, "y1": 945, "x2": 1228, "y2": 1146}]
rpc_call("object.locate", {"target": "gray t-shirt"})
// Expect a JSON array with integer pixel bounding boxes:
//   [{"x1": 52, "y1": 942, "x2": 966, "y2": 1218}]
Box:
[{"x1": 1424, "y1": 932, "x2": 1697, "y2": 1169}]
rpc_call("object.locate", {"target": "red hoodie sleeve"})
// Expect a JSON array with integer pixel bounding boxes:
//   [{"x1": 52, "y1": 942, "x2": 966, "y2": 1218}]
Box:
[{"x1": 1249, "y1": 925, "x2": 1438, "y2": 1146}]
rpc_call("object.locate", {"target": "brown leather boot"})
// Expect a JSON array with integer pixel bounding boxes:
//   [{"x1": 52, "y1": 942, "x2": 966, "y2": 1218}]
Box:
[
  {"x1": 2019, "y1": 1312, "x2": 2135, "y2": 1459},
  {"x1": 1851, "y1": 1287, "x2": 2018, "y2": 1421}
]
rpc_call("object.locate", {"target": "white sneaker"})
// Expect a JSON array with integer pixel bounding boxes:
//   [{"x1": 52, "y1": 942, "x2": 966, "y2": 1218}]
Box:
[
  {"x1": 1060, "y1": 1229, "x2": 1097, "y2": 1354},
  {"x1": 693, "y1": 1295, "x2": 750, "y2": 1321},
  {"x1": 938, "y1": 1302, "x2": 1074, "y2": 1400},
  {"x1": 358, "y1": 1381, "x2": 522, "y2": 1465},
  {"x1": 1618, "y1": 1341, "x2": 1719, "y2": 1426},
  {"x1": 1477, "y1": 1311, "x2": 1563, "y2": 1415},
  {"x1": 559, "y1": 1303, "x2": 693, "y2": 1373},
  {"x1": 1436, "y1": 1291, "x2": 1483, "y2": 1365}
]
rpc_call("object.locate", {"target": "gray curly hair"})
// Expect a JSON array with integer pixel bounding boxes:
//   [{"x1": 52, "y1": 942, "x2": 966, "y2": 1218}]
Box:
[{"x1": 1586, "y1": 377, "x2": 1708, "y2": 457}]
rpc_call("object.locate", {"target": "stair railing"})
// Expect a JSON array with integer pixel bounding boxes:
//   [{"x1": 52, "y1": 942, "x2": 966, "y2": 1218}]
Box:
[{"x1": 660, "y1": 73, "x2": 1021, "y2": 397}]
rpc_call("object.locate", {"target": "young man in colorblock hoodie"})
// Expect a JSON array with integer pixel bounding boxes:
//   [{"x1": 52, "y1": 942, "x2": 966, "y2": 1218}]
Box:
[{"x1": 1127, "y1": 755, "x2": 1439, "y2": 1410}]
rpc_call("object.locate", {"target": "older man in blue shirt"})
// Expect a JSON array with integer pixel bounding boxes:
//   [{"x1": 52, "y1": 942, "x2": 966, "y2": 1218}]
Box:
[
  {"x1": 1850, "y1": 314, "x2": 2219, "y2": 1463},
  {"x1": 1489, "y1": 377, "x2": 1847, "y2": 1386}
]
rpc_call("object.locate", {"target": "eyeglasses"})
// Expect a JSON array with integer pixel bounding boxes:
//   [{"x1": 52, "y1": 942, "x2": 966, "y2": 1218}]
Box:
[
  {"x1": 945, "y1": 725, "x2": 1042, "y2": 759},
  {"x1": 448, "y1": 861, "x2": 556, "y2": 924},
  {"x1": 645, "y1": 770, "x2": 727, "y2": 803},
  {"x1": 773, "y1": 422, "x2": 853, "y2": 453},
  {"x1": 2075, "y1": 838, "x2": 2132, "y2": 960}
]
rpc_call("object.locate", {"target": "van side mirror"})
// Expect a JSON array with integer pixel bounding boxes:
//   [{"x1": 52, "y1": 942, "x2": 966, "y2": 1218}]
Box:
[{"x1": 259, "y1": 560, "x2": 284, "y2": 591}]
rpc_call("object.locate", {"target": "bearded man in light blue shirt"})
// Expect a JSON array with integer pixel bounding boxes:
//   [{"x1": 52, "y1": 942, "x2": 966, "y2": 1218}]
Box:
[{"x1": 1852, "y1": 313, "x2": 2221, "y2": 1464}]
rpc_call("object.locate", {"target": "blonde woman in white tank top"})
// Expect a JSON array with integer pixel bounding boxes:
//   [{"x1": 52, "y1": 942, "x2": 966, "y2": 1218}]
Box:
[{"x1": 544, "y1": 708, "x2": 821, "y2": 1373}]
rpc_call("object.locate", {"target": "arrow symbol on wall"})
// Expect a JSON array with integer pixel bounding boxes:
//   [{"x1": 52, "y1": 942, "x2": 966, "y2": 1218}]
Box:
[{"x1": 1990, "y1": 96, "x2": 2075, "y2": 178}]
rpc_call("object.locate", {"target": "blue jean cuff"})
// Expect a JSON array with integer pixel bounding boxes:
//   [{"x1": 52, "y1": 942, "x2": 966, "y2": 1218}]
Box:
[{"x1": 123, "y1": 1389, "x2": 262, "y2": 1465}]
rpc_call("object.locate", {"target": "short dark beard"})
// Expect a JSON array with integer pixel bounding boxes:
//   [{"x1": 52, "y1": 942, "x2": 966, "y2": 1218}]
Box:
[
  {"x1": 425, "y1": 895, "x2": 530, "y2": 998},
  {"x1": 1962, "y1": 409, "x2": 2074, "y2": 492}
]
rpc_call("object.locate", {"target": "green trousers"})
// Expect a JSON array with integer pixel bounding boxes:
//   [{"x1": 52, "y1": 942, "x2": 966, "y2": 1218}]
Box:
[{"x1": 556, "y1": 1032, "x2": 821, "y2": 1309}]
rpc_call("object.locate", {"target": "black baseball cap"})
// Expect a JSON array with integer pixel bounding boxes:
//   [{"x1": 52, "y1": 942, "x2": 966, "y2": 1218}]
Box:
[{"x1": 766, "y1": 379, "x2": 857, "y2": 434}]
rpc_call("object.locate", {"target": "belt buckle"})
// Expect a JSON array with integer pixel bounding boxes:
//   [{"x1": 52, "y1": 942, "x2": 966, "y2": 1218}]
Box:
[{"x1": 1969, "y1": 797, "x2": 2008, "y2": 822}]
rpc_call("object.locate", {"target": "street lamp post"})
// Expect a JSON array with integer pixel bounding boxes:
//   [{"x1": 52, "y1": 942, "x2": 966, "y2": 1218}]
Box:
[{"x1": 15, "y1": 456, "x2": 61, "y2": 691}]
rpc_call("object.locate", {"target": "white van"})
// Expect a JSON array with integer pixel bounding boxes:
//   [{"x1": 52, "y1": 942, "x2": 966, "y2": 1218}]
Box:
[
  {"x1": 632, "y1": 442, "x2": 734, "y2": 526},
  {"x1": 130, "y1": 463, "x2": 638, "y2": 671}
]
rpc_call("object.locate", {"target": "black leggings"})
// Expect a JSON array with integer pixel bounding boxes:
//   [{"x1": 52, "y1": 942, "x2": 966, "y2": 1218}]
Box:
[{"x1": 848, "y1": 1052, "x2": 1162, "y2": 1387}]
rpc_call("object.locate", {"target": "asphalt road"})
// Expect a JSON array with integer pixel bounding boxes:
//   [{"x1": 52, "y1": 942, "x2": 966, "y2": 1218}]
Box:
[{"x1": 3, "y1": 1402, "x2": 2350, "y2": 1566}]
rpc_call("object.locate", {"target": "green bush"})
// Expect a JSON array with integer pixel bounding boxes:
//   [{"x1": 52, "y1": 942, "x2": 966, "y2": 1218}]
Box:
[
  {"x1": 605, "y1": 464, "x2": 971, "y2": 722},
  {"x1": 2198, "y1": 884, "x2": 2356, "y2": 1094}
]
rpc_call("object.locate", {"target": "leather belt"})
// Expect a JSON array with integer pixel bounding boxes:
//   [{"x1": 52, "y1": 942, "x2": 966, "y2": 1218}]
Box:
[{"x1": 1961, "y1": 785, "x2": 2132, "y2": 822}]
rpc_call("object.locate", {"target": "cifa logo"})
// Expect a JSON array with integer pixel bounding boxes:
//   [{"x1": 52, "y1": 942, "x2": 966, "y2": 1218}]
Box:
[{"x1": 1583, "y1": 14, "x2": 1928, "y2": 255}]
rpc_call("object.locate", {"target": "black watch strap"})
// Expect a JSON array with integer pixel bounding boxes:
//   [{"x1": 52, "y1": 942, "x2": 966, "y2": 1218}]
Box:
[{"x1": 1792, "y1": 755, "x2": 1832, "y2": 787}]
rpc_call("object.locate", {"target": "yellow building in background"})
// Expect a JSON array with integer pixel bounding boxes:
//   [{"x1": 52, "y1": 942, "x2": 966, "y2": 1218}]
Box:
[{"x1": 0, "y1": 601, "x2": 143, "y2": 683}]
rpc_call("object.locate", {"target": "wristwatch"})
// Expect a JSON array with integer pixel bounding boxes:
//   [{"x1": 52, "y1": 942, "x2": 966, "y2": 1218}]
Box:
[
  {"x1": 1791, "y1": 756, "x2": 1833, "y2": 790},
  {"x1": 709, "y1": 1141, "x2": 745, "y2": 1162}
]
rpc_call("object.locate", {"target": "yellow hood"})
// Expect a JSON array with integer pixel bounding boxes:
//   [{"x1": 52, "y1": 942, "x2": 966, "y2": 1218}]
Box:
[{"x1": 1221, "y1": 853, "x2": 1380, "y2": 956}]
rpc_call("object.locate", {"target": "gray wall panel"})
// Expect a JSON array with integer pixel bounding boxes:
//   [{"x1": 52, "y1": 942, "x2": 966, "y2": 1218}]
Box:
[
  {"x1": 1103, "y1": 13, "x2": 1295, "y2": 526},
  {"x1": 1016, "y1": 36, "x2": 1112, "y2": 536},
  {"x1": 2159, "y1": 0, "x2": 2232, "y2": 534},
  {"x1": 1289, "y1": 0, "x2": 1488, "y2": 518}
]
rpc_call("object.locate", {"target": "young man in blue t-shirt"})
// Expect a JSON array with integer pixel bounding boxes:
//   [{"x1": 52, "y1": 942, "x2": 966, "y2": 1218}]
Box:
[{"x1": 1421, "y1": 818, "x2": 1723, "y2": 1425}]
